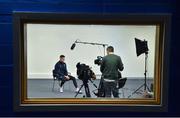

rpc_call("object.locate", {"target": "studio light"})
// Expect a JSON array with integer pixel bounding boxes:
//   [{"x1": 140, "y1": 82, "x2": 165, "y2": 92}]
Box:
[
  {"x1": 128, "y1": 38, "x2": 151, "y2": 98},
  {"x1": 135, "y1": 38, "x2": 149, "y2": 56}
]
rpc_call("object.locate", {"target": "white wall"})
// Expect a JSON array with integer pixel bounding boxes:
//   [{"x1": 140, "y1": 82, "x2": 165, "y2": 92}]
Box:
[{"x1": 27, "y1": 24, "x2": 156, "y2": 79}]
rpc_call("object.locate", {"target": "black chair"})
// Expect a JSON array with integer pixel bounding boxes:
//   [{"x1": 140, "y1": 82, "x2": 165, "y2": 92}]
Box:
[
  {"x1": 93, "y1": 77, "x2": 127, "y2": 98},
  {"x1": 118, "y1": 77, "x2": 127, "y2": 98},
  {"x1": 52, "y1": 69, "x2": 59, "y2": 92},
  {"x1": 118, "y1": 77, "x2": 127, "y2": 89}
]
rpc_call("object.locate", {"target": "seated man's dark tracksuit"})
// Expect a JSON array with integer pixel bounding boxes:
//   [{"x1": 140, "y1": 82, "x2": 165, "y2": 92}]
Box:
[
  {"x1": 54, "y1": 61, "x2": 78, "y2": 88},
  {"x1": 100, "y1": 54, "x2": 124, "y2": 98}
]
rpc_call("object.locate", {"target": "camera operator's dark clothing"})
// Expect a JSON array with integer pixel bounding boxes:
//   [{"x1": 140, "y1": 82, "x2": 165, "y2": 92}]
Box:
[
  {"x1": 103, "y1": 81, "x2": 119, "y2": 98},
  {"x1": 100, "y1": 54, "x2": 124, "y2": 81},
  {"x1": 54, "y1": 61, "x2": 78, "y2": 88},
  {"x1": 100, "y1": 54, "x2": 124, "y2": 98}
]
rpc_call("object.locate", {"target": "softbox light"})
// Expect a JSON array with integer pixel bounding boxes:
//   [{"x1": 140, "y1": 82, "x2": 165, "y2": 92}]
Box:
[{"x1": 135, "y1": 38, "x2": 149, "y2": 56}]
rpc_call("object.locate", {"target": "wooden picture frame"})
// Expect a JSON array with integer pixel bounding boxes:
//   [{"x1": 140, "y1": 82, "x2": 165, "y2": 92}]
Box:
[{"x1": 13, "y1": 12, "x2": 171, "y2": 112}]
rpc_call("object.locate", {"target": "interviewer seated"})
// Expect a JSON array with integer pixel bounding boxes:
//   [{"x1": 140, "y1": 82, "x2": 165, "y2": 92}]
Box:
[{"x1": 54, "y1": 55, "x2": 82, "y2": 93}]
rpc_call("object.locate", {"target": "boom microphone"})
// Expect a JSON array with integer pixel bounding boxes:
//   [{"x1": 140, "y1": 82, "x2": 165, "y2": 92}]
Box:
[{"x1": 71, "y1": 43, "x2": 76, "y2": 50}]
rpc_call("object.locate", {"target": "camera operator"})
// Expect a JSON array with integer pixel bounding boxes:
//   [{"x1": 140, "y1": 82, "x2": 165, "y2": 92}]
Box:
[
  {"x1": 100, "y1": 46, "x2": 124, "y2": 98},
  {"x1": 54, "y1": 55, "x2": 81, "y2": 93}
]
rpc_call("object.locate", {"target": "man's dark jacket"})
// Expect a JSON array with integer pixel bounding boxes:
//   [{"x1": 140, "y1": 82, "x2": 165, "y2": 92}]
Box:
[
  {"x1": 54, "y1": 61, "x2": 68, "y2": 79},
  {"x1": 100, "y1": 54, "x2": 124, "y2": 80}
]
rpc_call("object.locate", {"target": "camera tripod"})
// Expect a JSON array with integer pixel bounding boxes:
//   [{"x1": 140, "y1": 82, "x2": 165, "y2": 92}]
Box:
[
  {"x1": 128, "y1": 53, "x2": 151, "y2": 98},
  {"x1": 74, "y1": 78, "x2": 98, "y2": 98}
]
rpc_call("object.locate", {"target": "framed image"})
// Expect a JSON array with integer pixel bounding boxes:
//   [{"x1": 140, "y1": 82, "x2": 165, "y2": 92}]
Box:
[{"x1": 13, "y1": 12, "x2": 171, "y2": 112}]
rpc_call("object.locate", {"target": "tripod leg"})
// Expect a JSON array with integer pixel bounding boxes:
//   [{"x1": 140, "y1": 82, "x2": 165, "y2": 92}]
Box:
[
  {"x1": 146, "y1": 85, "x2": 151, "y2": 92},
  {"x1": 128, "y1": 84, "x2": 144, "y2": 98},
  {"x1": 74, "y1": 84, "x2": 83, "y2": 98},
  {"x1": 84, "y1": 83, "x2": 91, "y2": 97},
  {"x1": 144, "y1": 80, "x2": 151, "y2": 92},
  {"x1": 89, "y1": 79, "x2": 98, "y2": 88}
]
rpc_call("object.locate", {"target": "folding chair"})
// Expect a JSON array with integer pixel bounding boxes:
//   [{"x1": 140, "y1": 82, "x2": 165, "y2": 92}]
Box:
[
  {"x1": 118, "y1": 77, "x2": 127, "y2": 98},
  {"x1": 52, "y1": 69, "x2": 59, "y2": 92}
]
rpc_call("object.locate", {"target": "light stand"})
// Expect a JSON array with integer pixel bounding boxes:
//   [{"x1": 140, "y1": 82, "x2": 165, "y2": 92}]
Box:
[
  {"x1": 144, "y1": 52, "x2": 148, "y2": 91},
  {"x1": 128, "y1": 38, "x2": 151, "y2": 98}
]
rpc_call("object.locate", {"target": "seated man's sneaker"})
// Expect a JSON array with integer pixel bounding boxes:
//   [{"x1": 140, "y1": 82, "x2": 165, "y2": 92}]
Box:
[
  {"x1": 75, "y1": 87, "x2": 82, "y2": 94},
  {"x1": 59, "y1": 87, "x2": 63, "y2": 93}
]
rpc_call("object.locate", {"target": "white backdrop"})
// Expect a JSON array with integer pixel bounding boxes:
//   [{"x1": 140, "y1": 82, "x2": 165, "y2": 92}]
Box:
[{"x1": 27, "y1": 24, "x2": 156, "y2": 79}]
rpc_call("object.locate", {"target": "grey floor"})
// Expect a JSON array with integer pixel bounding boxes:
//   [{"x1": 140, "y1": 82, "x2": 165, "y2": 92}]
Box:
[{"x1": 27, "y1": 78, "x2": 153, "y2": 98}]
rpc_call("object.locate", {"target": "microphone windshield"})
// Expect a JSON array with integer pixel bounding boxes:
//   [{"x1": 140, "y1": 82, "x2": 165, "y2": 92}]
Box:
[{"x1": 71, "y1": 43, "x2": 76, "y2": 50}]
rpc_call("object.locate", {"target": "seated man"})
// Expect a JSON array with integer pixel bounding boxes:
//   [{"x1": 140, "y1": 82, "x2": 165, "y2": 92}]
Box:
[{"x1": 54, "y1": 55, "x2": 81, "y2": 93}]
